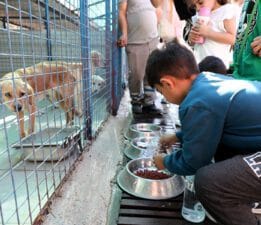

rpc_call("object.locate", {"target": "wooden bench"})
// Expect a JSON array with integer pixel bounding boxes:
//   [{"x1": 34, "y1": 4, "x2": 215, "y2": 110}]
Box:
[{"x1": 117, "y1": 193, "x2": 217, "y2": 225}]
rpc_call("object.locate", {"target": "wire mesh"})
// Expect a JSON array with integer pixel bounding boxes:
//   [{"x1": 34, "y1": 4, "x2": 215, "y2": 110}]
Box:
[
  {"x1": 88, "y1": 0, "x2": 111, "y2": 134},
  {"x1": 0, "y1": 0, "x2": 123, "y2": 224}
]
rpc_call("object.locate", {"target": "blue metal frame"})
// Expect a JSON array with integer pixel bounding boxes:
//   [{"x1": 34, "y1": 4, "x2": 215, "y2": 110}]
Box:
[
  {"x1": 44, "y1": 0, "x2": 52, "y2": 61},
  {"x1": 105, "y1": 0, "x2": 112, "y2": 111},
  {"x1": 111, "y1": 0, "x2": 120, "y2": 115},
  {"x1": 80, "y1": 0, "x2": 92, "y2": 139}
]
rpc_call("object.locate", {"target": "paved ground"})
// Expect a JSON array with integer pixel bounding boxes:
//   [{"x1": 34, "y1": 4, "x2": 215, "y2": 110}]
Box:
[{"x1": 41, "y1": 92, "x2": 131, "y2": 225}]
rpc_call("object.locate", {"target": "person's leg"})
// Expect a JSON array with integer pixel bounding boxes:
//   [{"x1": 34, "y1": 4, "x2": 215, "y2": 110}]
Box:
[
  {"x1": 126, "y1": 41, "x2": 162, "y2": 115},
  {"x1": 126, "y1": 44, "x2": 145, "y2": 113},
  {"x1": 143, "y1": 38, "x2": 158, "y2": 107},
  {"x1": 195, "y1": 153, "x2": 261, "y2": 225}
]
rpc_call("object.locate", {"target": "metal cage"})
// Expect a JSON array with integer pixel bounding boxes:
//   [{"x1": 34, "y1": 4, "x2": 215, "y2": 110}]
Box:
[{"x1": 0, "y1": 0, "x2": 125, "y2": 224}]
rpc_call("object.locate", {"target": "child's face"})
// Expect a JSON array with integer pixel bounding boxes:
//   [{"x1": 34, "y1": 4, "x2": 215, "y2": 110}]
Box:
[
  {"x1": 155, "y1": 79, "x2": 185, "y2": 105},
  {"x1": 192, "y1": 0, "x2": 216, "y2": 11}
]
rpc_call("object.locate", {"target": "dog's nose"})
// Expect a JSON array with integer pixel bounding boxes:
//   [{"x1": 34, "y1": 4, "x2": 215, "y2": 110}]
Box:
[{"x1": 14, "y1": 104, "x2": 22, "y2": 112}]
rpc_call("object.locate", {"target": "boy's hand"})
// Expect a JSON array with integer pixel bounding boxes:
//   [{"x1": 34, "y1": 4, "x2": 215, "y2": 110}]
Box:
[
  {"x1": 159, "y1": 134, "x2": 178, "y2": 150},
  {"x1": 153, "y1": 154, "x2": 165, "y2": 170},
  {"x1": 251, "y1": 36, "x2": 261, "y2": 57}
]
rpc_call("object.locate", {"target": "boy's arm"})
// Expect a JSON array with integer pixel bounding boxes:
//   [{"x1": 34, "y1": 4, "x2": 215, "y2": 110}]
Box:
[
  {"x1": 153, "y1": 154, "x2": 165, "y2": 170},
  {"x1": 163, "y1": 106, "x2": 224, "y2": 175},
  {"x1": 154, "y1": 133, "x2": 180, "y2": 170}
]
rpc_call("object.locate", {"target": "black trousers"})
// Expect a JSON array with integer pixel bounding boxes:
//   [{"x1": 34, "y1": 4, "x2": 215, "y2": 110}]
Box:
[{"x1": 195, "y1": 153, "x2": 261, "y2": 225}]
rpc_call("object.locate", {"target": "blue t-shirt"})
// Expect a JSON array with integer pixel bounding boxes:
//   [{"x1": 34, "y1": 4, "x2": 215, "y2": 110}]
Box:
[{"x1": 164, "y1": 72, "x2": 261, "y2": 175}]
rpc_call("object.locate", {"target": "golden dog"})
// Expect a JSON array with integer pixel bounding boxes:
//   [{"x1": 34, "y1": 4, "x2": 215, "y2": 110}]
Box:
[{"x1": 0, "y1": 62, "x2": 81, "y2": 138}]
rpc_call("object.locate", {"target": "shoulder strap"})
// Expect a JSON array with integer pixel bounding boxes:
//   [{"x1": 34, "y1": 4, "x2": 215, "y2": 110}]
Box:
[{"x1": 237, "y1": 0, "x2": 258, "y2": 60}]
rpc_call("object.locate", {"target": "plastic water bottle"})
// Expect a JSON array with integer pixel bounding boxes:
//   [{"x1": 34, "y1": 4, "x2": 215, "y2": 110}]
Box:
[
  {"x1": 195, "y1": 7, "x2": 211, "y2": 44},
  {"x1": 181, "y1": 175, "x2": 206, "y2": 223}
]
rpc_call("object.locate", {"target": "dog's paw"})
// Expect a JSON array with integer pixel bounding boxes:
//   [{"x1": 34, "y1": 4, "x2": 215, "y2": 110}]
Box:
[
  {"x1": 66, "y1": 121, "x2": 74, "y2": 126},
  {"x1": 20, "y1": 131, "x2": 27, "y2": 138}
]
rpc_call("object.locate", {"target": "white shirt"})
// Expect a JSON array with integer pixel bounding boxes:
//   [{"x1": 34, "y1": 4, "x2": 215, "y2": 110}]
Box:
[
  {"x1": 119, "y1": 0, "x2": 158, "y2": 44},
  {"x1": 193, "y1": 4, "x2": 237, "y2": 68}
]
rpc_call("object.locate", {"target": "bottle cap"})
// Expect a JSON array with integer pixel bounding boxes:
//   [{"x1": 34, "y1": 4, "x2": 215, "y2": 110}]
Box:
[{"x1": 198, "y1": 7, "x2": 211, "y2": 16}]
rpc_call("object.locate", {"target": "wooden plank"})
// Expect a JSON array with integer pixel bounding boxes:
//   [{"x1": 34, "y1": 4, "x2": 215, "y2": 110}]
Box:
[
  {"x1": 121, "y1": 199, "x2": 181, "y2": 210},
  {"x1": 122, "y1": 192, "x2": 183, "y2": 202},
  {"x1": 118, "y1": 216, "x2": 186, "y2": 225},
  {"x1": 118, "y1": 216, "x2": 217, "y2": 225},
  {"x1": 119, "y1": 208, "x2": 181, "y2": 218}
]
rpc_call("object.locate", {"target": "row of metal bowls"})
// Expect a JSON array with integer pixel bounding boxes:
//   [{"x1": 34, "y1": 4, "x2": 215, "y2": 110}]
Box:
[
  {"x1": 124, "y1": 123, "x2": 161, "y2": 160},
  {"x1": 117, "y1": 123, "x2": 185, "y2": 200},
  {"x1": 124, "y1": 123, "x2": 181, "y2": 160}
]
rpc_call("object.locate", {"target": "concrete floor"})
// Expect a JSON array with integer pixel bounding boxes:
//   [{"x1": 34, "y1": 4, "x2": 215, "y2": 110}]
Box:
[
  {"x1": 41, "y1": 92, "x2": 179, "y2": 225},
  {"x1": 41, "y1": 92, "x2": 131, "y2": 225}
]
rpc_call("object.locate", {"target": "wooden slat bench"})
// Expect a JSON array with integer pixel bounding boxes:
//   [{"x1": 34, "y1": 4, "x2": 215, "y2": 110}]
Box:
[{"x1": 117, "y1": 193, "x2": 217, "y2": 225}]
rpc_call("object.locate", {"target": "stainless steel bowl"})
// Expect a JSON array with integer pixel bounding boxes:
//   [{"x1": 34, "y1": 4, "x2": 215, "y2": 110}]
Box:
[
  {"x1": 124, "y1": 136, "x2": 159, "y2": 160},
  {"x1": 124, "y1": 123, "x2": 162, "y2": 140},
  {"x1": 117, "y1": 158, "x2": 185, "y2": 200}
]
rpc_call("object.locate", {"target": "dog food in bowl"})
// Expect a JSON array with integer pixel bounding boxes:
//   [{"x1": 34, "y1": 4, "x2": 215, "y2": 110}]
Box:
[
  {"x1": 117, "y1": 158, "x2": 185, "y2": 199},
  {"x1": 134, "y1": 169, "x2": 172, "y2": 180}
]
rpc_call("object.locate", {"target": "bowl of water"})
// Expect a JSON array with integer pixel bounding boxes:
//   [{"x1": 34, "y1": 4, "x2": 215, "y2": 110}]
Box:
[
  {"x1": 124, "y1": 123, "x2": 161, "y2": 140},
  {"x1": 124, "y1": 136, "x2": 159, "y2": 160}
]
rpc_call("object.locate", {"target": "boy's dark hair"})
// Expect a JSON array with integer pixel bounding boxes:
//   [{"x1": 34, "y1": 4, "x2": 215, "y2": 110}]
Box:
[
  {"x1": 198, "y1": 56, "x2": 227, "y2": 74},
  {"x1": 146, "y1": 40, "x2": 199, "y2": 88}
]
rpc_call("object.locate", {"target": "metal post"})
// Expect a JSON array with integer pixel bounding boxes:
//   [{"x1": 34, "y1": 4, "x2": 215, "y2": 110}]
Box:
[
  {"x1": 2, "y1": 16, "x2": 6, "y2": 29},
  {"x1": 44, "y1": 0, "x2": 52, "y2": 61},
  {"x1": 105, "y1": 0, "x2": 113, "y2": 114},
  {"x1": 80, "y1": 0, "x2": 92, "y2": 139},
  {"x1": 111, "y1": 0, "x2": 120, "y2": 115}
]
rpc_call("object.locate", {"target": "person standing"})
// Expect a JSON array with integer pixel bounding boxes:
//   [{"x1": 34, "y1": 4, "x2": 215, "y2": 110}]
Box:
[
  {"x1": 233, "y1": 0, "x2": 261, "y2": 80},
  {"x1": 188, "y1": 0, "x2": 237, "y2": 69},
  {"x1": 118, "y1": 0, "x2": 162, "y2": 116}
]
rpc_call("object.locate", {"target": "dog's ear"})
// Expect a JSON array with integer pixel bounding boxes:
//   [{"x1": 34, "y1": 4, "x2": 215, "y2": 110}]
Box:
[{"x1": 26, "y1": 84, "x2": 35, "y2": 105}]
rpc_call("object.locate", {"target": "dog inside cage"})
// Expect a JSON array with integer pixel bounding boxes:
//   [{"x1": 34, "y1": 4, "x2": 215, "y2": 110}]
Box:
[
  {"x1": 0, "y1": 58, "x2": 107, "y2": 138},
  {"x1": 0, "y1": 0, "x2": 116, "y2": 224},
  {"x1": 0, "y1": 61, "x2": 83, "y2": 137},
  {"x1": 91, "y1": 50, "x2": 106, "y2": 92}
]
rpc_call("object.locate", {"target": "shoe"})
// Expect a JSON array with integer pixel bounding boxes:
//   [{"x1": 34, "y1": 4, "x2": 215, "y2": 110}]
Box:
[
  {"x1": 142, "y1": 104, "x2": 163, "y2": 117},
  {"x1": 205, "y1": 210, "x2": 218, "y2": 224},
  {"x1": 252, "y1": 202, "x2": 261, "y2": 214},
  {"x1": 161, "y1": 98, "x2": 168, "y2": 104}
]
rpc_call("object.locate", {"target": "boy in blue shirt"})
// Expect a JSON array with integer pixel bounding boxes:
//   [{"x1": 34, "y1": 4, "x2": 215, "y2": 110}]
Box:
[{"x1": 146, "y1": 41, "x2": 261, "y2": 225}]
